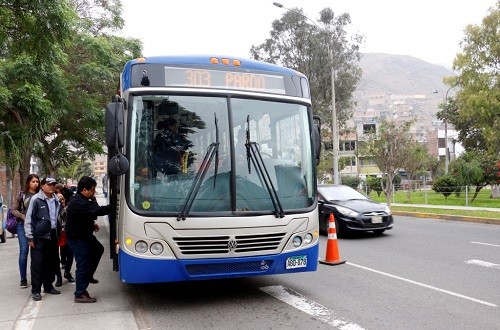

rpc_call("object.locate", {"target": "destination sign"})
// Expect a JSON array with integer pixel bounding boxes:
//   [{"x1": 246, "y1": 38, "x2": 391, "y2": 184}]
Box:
[{"x1": 164, "y1": 67, "x2": 286, "y2": 94}]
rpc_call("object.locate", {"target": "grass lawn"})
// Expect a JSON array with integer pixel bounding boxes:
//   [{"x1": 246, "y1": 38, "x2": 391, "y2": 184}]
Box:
[{"x1": 368, "y1": 188, "x2": 500, "y2": 220}]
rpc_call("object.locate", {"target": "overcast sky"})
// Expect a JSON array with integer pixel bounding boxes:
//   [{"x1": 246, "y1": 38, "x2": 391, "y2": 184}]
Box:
[{"x1": 121, "y1": 0, "x2": 496, "y2": 68}]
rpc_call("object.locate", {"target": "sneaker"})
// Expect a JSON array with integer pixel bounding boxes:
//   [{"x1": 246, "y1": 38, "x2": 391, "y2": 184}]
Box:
[
  {"x1": 32, "y1": 293, "x2": 42, "y2": 301},
  {"x1": 89, "y1": 278, "x2": 99, "y2": 284},
  {"x1": 74, "y1": 294, "x2": 97, "y2": 303},
  {"x1": 20, "y1": 279, "x2": 28, "y2": 288},
  {"x1": 55, "y1": 276, "x2": 62, "y2": 287},
  {"x1": 64, "y1": 272, "x2": 75, "y2": 283}
]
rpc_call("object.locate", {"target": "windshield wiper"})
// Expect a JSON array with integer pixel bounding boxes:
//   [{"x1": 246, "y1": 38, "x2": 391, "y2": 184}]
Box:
[
  {"x1": 245, "y1": 116, "x2": 284, "y2": 218},
  {"x1": 178, "y1": 114, "x2": 219, "y2": 220}
]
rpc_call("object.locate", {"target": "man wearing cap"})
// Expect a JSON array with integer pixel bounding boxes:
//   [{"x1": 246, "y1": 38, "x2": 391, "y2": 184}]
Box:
[{"x1": 24, "y1": 176, "x2": 62, "y2": 301}]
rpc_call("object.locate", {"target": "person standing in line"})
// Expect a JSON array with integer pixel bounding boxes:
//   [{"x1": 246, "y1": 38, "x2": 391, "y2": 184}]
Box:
[
  {"x1": 57, "y1": 187, "x2": 75, "y2": 284},
  {"x1": 11, "y1": 174, "x2": 40, "y2": 289},
  {"x1": 65, "y1": 176, "x2": 110, "y2": 303},
  {"x1": 51, "y1": 182, "x2": 68, "y2": 286},
  {"x1": 24, "y1": 177, "x2": 61, "y2": 301}
]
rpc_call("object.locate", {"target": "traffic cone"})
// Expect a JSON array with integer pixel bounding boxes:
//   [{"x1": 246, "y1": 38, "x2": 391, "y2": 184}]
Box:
[{"x1": 319, "y1": 213, "x2": 346, "y2": 266}]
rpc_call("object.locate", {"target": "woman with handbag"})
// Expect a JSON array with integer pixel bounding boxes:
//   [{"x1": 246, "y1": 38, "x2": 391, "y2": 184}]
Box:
[{"x1": 10, "y1": 174, "x2": 40, "y2": 288}]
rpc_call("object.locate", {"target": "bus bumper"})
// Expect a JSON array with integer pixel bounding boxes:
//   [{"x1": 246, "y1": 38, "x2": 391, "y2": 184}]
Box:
[{"x1": 118, "y1": 244, "x2": 319, "y2": 283}]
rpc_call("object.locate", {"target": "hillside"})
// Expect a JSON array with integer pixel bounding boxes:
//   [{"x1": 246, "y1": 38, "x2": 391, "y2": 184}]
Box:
[{"x1": 355, "y1": 53, "x2": 454, "y2": 97}]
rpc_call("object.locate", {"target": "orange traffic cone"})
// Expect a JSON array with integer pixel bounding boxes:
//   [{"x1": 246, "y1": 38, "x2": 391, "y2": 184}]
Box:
[{"x1": 319, "y1": 213, "x2": 346, "y2": 266}]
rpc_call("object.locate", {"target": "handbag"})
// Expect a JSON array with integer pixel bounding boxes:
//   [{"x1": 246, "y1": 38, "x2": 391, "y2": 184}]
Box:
[
  {"x1": 5, "y1": 209, "x2": 18, "y2": 234},
  {"x1": 5, "y1": 192, "x2": 25, "y2": 235},
  {"x1": 58, "y1": 231, "x2": 67, "y2": 247}
]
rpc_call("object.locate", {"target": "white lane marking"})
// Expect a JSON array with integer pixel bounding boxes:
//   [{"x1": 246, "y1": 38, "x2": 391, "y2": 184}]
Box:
[
  {"x1": 14, "y1": 299, "x2": 41, "y2": 330},
  {"x1": 347, "y1": 262, "x2": 497, "y2": 308},
  {"x1": 471, "y1": 241, "x2": 500, "y2": 248},
  {"x1": 260, "y1": 285, "x2": 365, "y2": 329},
  {"x1": 466, "y1": 259, "x2": 500, "y2": 269}
]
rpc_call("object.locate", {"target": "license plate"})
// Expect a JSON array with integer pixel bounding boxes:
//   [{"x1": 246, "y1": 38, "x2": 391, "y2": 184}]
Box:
[
  {"x1": 372, "y1": 215, "x2": 382, "y2": 223},
  {"x1": 286, "y1": 255, "x2": 307, "y2": 269}
]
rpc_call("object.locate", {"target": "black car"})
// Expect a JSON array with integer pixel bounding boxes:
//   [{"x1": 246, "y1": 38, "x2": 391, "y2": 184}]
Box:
[{"x1": 318, "y1": 184, "x2": 393, "y2": 236}]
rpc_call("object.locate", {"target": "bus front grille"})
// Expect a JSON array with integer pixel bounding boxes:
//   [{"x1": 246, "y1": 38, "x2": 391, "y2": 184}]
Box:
[
  {"x1": 185, "y1": 260, "x2": 275, "y2": 276},
  {"x1": 173, "y1": 232, "x2": 286, "y2": 255}
]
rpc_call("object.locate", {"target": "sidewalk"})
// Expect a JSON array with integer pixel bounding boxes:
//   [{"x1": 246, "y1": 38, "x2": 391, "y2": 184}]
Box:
[
  {"x1": 0, "y1": 196, "x2": 139, "y2": 330},
  {"x1": 391, "y1": 203, "x2": 500, "y2": 225},
  {"x1": 392, "y1": 203, "x2": 500, "y2": 213}
]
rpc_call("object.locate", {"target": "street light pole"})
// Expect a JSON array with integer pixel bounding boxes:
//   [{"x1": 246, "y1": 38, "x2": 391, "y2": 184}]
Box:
[
  {"x1": 330, "y1": 50, "x2": 339, "y2": 184},
  {"x1": 444, "y1": 87, "x2": 453, "y2": 174},
  {"x1": 273, "y1": 2, "x2": 340, "y2": 184}
]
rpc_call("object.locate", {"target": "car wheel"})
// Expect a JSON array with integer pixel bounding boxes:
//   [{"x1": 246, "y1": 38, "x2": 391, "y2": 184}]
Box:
[{"x1": 373, "y1": 229, "x2": 385, "y2": 236}]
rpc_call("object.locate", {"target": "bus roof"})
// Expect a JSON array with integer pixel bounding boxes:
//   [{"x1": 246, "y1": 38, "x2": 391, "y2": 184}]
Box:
[{"x1": 123, "y1": 55, "x2": 306, "y2": 78}]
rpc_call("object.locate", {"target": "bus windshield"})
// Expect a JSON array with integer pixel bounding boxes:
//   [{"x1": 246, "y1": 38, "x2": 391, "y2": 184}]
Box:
[{"x1": 129, "y1": 94, "x2": 314, "y2": 216}]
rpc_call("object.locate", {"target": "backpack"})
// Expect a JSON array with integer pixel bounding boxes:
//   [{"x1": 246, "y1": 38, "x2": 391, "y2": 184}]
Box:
[{"x1": 5, "y1": 192, "x2": 25, "y2": 235}]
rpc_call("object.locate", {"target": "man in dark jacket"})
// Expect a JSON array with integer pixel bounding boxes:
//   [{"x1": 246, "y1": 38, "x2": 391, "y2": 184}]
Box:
[
  {"x1": 66, "y1": 176, "x2": 110, "y2": 303},
  {"x1": 24, "y1": 177, "x2": 61, "y2": 301}
]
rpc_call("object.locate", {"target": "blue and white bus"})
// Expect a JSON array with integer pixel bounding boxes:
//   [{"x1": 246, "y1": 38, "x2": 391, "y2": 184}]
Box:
[{"x1": 105, "y1": 55, "x2": 322, "y2": 283}]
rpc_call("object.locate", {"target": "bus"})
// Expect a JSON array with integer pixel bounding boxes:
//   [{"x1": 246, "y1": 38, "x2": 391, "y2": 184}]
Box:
[{"x1": 105, "y1": 55, "x2": 322, "y2": 283}]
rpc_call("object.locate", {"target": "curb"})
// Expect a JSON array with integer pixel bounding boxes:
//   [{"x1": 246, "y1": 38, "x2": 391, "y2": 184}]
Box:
[{"x1": 392, "y1": 211, "x2": 500, "y2": 225}]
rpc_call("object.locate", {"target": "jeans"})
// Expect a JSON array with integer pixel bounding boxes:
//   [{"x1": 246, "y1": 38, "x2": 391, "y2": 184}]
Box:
[
  {"x1": 67, "y1": 236, "x2": 104, "y2": 297},
  {"x1": 16, "y1": 222, "x2": 29, "y2": 281}
]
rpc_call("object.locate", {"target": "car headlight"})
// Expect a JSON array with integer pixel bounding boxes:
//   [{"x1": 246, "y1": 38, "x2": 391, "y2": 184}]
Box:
[
  {"x1": 335, "y1": 205, "x2": 360, "y2": 217},
  {"x1": 384, "y1": 205, "x2": 392, "y2": 215}
]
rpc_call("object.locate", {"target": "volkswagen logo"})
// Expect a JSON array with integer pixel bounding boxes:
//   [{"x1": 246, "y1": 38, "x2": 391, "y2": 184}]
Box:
[{"x1": 228, "y1": 239, "x2": 238, "y2": 251}]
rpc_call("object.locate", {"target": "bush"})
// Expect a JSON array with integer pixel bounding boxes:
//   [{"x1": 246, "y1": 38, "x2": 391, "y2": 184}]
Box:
[
  {"x1": 342, "y1": 176, "x2": 361, "y2": 189},
  {"x1": 366, "y1": 176, "x2": 383, "y2": 197},
  {"x1": 432, "y1": 175, "x2": 459, "y2": 199}
]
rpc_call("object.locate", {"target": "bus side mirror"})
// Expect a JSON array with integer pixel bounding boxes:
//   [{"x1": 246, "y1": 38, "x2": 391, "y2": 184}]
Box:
[
  {"x1": 313, "y1": 115, "x2": 322, "y2": 166},
  {"x1": 105, "y1": 101, "x2": 125, "y2": 149},
  {"x1": 108, "y1": 154, "x2": 129, "y2": 176}
]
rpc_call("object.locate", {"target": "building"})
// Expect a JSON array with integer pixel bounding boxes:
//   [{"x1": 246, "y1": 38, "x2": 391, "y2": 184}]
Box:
[{"x1": 93, "y1": 154, "x2": 107, "y2": 178}]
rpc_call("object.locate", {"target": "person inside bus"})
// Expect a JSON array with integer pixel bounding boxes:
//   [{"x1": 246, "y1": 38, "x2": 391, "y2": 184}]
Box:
[{"x1": 154, "y1": 117, "x2": 190, "y2": 176}]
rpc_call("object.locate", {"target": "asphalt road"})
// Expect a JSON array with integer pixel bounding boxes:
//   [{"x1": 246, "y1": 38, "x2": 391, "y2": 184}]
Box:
[
  {"x1": 130, "y1": 216, "x2": 500, "y2": 329},
  {"x1": 3, "y1": 214, "x2": 499, "y2": 329}
]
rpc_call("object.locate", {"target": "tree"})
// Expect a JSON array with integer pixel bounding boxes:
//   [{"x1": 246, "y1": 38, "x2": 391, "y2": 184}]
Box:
[
  {"x1": 0, "y1": 1, "x2": 75, "y2": 204},
  {"x1": 33, "y1": 0, "x2": 142, "y2": 178},
  {"x1": 251, "y1": 7, "x2": 363, "y2": 138},
  {"x1": 401, "y1": 140, "x2": 432, "y2": 201},
  {"x1": 449, "y1": 151, "x2": 500, "y2": 202},
  {"x1": 0, "y1": 0, "x2": 141, "y2": 204},
  {"x1": 362, "y1": 120, "x2": 414, "y2": 206},
  {"x1": 442, "y1": 2, "x2": 500, "y2": 157}
]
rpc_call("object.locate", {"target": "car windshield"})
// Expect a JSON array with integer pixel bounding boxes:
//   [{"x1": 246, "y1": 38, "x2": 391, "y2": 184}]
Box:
[{"x1": 319, "y1": 186, "x2": 367, "y2": 201}]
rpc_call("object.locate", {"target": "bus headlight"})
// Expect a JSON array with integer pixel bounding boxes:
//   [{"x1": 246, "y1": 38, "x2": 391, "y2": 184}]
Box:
[
  {"x1": 150, "y1": 242, "x2": 164, "y2": 255},
  {"x1": 304, "y1": 233, "x2": 313, "y2": 244},
  {"x1": 135, "y1": 241, "x2": 148, "y2": 254},
  {"x1": 292, "y1": 236, "x2": 302, "y2": 247}
]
